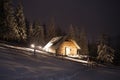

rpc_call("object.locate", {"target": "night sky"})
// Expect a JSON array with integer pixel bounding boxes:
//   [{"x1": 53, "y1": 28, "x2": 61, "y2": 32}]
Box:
[{"x1": 18, "y1": 0, "x2": 120, "y2": 38}]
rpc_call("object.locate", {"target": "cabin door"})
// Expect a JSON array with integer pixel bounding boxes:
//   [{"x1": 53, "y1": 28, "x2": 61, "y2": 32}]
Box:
[{"x1": 65, "y1": 47, "x2": 71, "y2": 55}]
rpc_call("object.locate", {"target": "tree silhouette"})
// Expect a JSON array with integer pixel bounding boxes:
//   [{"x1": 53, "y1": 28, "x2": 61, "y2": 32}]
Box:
[
  {"x1": 68, "y1": 24, "x2": 75, "y2": 39},
  {"x1": 97, "y1": 34, "x2": 115, "y2": 63},
  {"x1": 56, "y1": 26, "x2": 65, "y2": 36},
  {"x1": 0, "y1": 0, "x2": 19, "y2": 40},
  {"x1": 25, "y1": 20, "x2": 33, "y2": 45},
  {"x1": 0, "y1": 0, "x2": 4, "y2": 39},
  {"x1": 16, "y1": 1, "x2": 27, "y2": 41},
  {"x1": 46, "y1": 18, "x2": 56, "y2": 41},
  {"x1": 31, "y1": 21, "x2": 45, "y2": 46},
  {"x1": 79, "y1": 28, "x2": 89, "y2": 55}
]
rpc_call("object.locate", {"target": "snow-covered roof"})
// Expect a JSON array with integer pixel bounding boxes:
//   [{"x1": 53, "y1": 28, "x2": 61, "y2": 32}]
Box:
[
  {"x1": 49, "y1": 36, "x2": 63, "y2": 44},
  {"x1": 44, "y1": 36, "x2": 80, "y2": 50},
  {"x1": 70, "y1": 39, "x2": 80, "y2": 49}
]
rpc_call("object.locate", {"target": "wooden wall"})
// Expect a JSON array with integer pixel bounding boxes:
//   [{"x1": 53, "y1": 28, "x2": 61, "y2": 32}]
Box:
[{"x1": 57, "y1": 40, "x2": 78, "y2": 56}]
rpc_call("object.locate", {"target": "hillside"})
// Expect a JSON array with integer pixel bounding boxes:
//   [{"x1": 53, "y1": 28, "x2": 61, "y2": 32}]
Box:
[{"x1": 0, "y1": 43, "x2": 120, "y2": 80}]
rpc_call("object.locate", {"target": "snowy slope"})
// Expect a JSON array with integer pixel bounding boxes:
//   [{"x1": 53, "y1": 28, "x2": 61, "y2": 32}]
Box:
[{"x1": 0, "y1": 44, "x2": 120, "y2": 80}]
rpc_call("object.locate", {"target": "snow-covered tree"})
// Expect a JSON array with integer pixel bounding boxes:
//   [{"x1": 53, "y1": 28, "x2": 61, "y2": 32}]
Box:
[
  {"x1": 16, "y1": 1, "x2": 27, "y2": 41},
  {"x1": 97, "y1": 34, "x2": 115, "y2": 63},
  {"x1": 0, "y1": 0, "x2": 19, "y2": 40},
  {"x1": 97, "y1": 44, "x2": 114, "y2": 63},
  {"x1": 32, "y1": 21, "x2": 45, "y2": 46}
]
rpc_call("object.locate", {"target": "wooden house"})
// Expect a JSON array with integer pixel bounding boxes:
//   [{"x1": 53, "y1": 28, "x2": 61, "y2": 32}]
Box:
[{"x1": 43, "y1": 36, "x2": 80, "y2": 56}]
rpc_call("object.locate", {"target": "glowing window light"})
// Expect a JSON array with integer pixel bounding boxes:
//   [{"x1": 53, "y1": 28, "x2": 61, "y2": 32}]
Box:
[{"x1": 66, "y1": 47, "x2": 71, "y2": 55}]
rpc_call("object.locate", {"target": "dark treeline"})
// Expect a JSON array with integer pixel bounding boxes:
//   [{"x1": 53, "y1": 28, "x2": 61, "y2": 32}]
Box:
[
  {"x1": 0, "y1": 0, "x2": 26, "y2": 43},
  {"x1": 0, "y1": 0, "x2": 89, "y2": 55},
  {"x1": 0, "y1": 0, "x2": 120, "y2": 65}
]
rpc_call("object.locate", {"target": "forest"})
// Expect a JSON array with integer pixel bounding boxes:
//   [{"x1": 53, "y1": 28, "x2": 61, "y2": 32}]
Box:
[{"x1": 0, "y1": 0, "x2": 120, "y2": 65}]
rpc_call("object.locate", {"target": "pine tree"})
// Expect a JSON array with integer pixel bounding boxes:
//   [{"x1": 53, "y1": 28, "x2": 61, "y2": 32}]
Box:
[
  {"x1": 56, "y1": 27, "x2": 65, "y2": 36},
  {"x1": 16, "y1": 1, "x2": 27, "y2": 41},
  {"x1": 88, "y1": 37, "x2": 97, "y2": 57},
  {"x1": 97, "y1": 34, "x2": 115, "y2": 63},
  {"x1": 0, "y1": 0, "x2": 4, "y2": 39},
  {"x1": 79, "y1": 28, "x2": 89, "y2": 55},
  {"x1": 25, "y1": 20, "x2": 33, "y2": 45},
  {"x1": 39, "y1": 24, "x2": 45, "y2": 46},
  {"x1": 32, "y1": 21, "x2": 45, "y2": 46},
  {"x1": 46, "y1": 18, "x2": 56, "y2": 41},
  {"x1": 0, "y1": 0, "x2": 19, "y2": 40},
  {"x1": 74, "y1": 26, "x2": 80, "y2": 44},
  {"x1": 67, "y1": 24, "x2": 76, "y2": 39}
]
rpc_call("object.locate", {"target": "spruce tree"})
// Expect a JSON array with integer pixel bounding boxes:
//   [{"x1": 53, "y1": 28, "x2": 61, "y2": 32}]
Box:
[
  {"x1": 68, "y1": 24, "x2": 76, "y2": 39},
  {"x1": 16, "y1": 1, "x2": 27, "y2": 41},
  {"x1": 46, "y1": 18, "x2": 56, "y2": 41},
  {"x1": 56, "y1": 27, "x2": 65, "y2": 36},
  {"x1": 0, "y1": 0, "x2": 4, "y2": 39},
  {"x1": 32, "y1": 21, "x2": 45, "y2": 46},
  {"x1": 28, "y1": 22, "x2": 34, "y2": 45},
  {"x1": 97, "y1": 34, "x2": 115, "y2": 63},
  {"x1": 74, "y1": 26, "x2": 80, "y2": 43},
  {"x1": 79, "y1": 28, "x2": 89, "y2": 55},
  {"x1": 0, "y1": 0, "x2": 19, "y2": 40}
]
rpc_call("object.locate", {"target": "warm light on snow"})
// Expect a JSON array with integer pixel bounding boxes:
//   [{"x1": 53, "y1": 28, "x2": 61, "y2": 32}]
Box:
[
  {"x1": 1, "y1": 43, "x2": 120, "y2": 80},
  {"x1": 64, "y1": 57, "x2": 88, "y2": 63},
  {"x1": 38, "y1": 46, "x2": 42, "y2": 49}
]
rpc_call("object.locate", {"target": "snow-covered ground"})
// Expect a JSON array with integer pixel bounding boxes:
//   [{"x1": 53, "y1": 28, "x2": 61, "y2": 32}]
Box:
[{"x1": 0, "y1": 43, "x2": 120, "y2": 80}]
